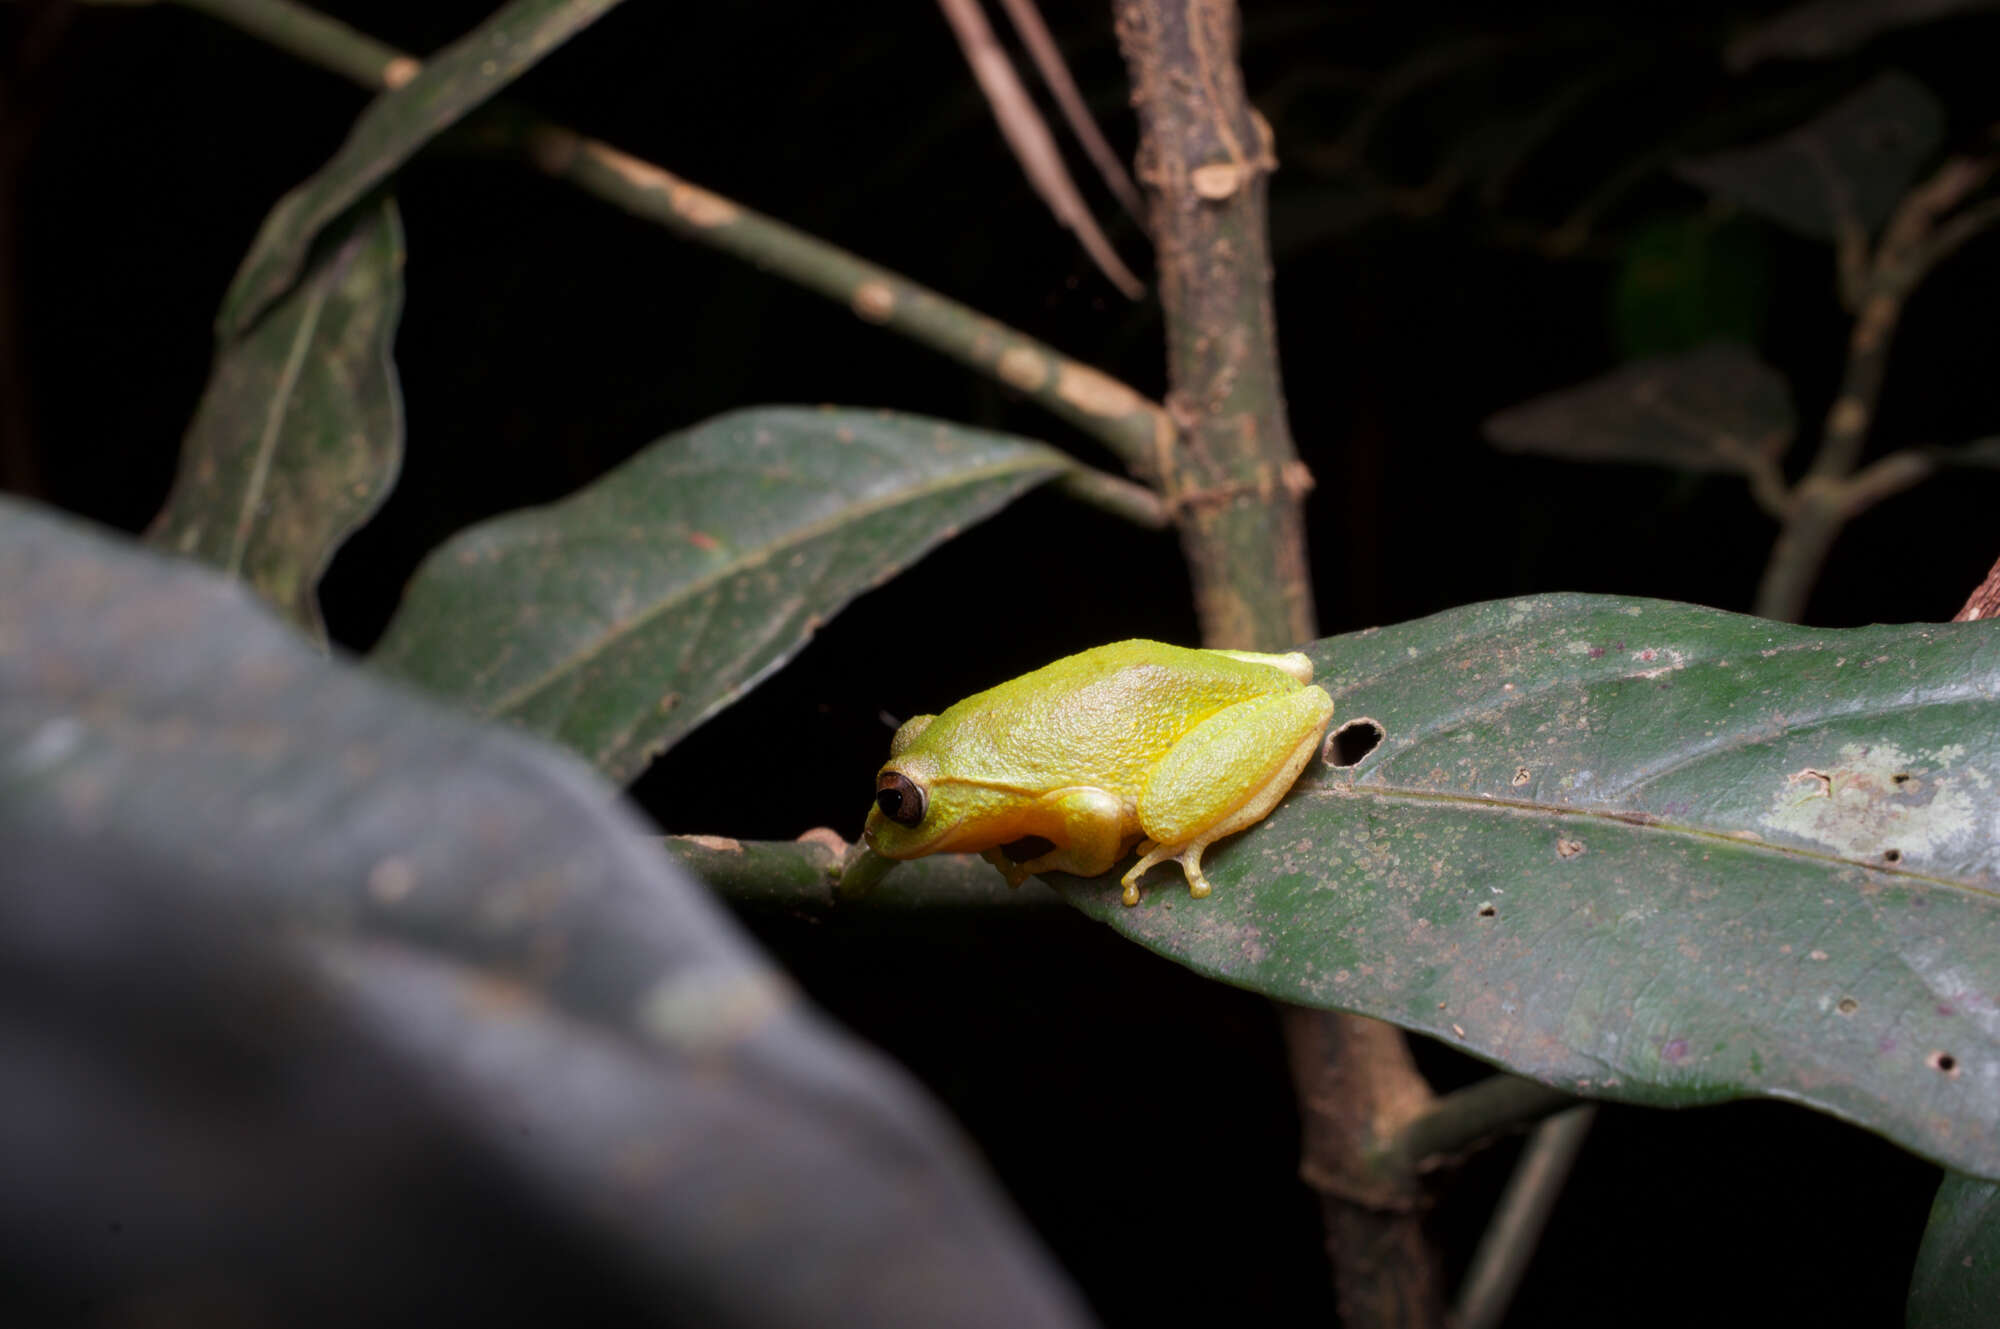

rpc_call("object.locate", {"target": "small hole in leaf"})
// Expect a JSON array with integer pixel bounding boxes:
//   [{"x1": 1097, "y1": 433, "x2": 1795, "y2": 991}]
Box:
[
  {"x1": 1883, "y1": 848, "x2": 1903, "y2": 864},
  {"x1": 1928, "y1": 1051, "x2": 1959, "y2": 1076},
  {"x1": 1476, "y1": 901, "x2": 1498, "y2": 919},
  {"x1": 999, "y1": 836, "x2": 1054, "y2": 863},
  {"x1": 1891, "y1": 772, "x2": 1912, "y2": 786},
  {"x1": 1324, "y1": 718, "x2": 1385, "y2": 768},
  {"x1": 1836, "y1": 997, "x2": 1859, "y2": 1016}
]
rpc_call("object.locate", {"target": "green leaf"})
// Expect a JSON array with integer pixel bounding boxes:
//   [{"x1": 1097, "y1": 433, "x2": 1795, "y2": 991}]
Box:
[
  {"x1": 1674, "y1": 72, "x2": 1945, "y2": 243},
  {"x1": 220, "y1": 0, "x2": 629, "y2": 336},
  {"x1": 0, "y1": 495, "x2": 1092, "y2": 1328},
  {"x1": 1053, "y1": 594, "x2": 2000, "y2": 1178},
  {"x1": 369, "y1": 407, "x2": 1068, "y2": 783},
  {"x1": 149, "y1": 196, "x2": 404, "y2": 644},
  {"x1": 1908, "y1": 1172, "x2": 2000, "y2": 1327},
  {"x1": 1484, "y1": 343, "x2": 1794, "y2": 474}
]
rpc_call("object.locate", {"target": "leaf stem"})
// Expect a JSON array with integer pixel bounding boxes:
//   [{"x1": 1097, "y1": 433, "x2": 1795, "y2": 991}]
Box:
[
  {"x1": 1386, "y1": 1075, "x2": 1578, "y2": 1173},
  {"x1": 1452, "y1": 1105, "x2": 1597, "y2": 1329},
  {"x1": 158, "y1": 0, "x2": 1173, "y2": 480}
]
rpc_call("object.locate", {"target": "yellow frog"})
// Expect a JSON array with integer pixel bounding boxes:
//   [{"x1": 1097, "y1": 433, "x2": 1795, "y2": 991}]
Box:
[{"x1": 864, "y1": 640, "x2": 1333, "y2": 905}]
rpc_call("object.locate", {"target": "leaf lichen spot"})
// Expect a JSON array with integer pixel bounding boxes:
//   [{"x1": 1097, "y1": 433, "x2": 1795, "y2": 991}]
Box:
[{"x1": 1762, "y1": 742, "x2": 1980, "y2": 861}]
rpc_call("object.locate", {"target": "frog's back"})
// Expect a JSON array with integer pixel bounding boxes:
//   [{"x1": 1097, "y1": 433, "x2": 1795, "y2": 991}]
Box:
[{"x1": 926, "y1": 640, "x2": 1298, "y2": 794}]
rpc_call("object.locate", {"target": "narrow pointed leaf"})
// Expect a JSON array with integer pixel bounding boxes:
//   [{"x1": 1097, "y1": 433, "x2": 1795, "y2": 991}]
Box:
[
  {"x1": 150, "y1": 195, "x2": 404, "y2": 644},
  {"x1": 1907, "y1": 1172, "x2": 2000, "y2": 1327},
  {"x1": 0, "y1": 496, "x2": 1093, "y2": 1328},
  {"x1": 1054, "y1": 595, "x2": 2000, "y2": 1178},
  {"x1": 369, "y1": 407, "x2": 1068, "y2": 783},
  {"x1": 220, "y1": 0, "x2": 628, "y2": 336},
  {"x1": 1675, "y1": 72, "x2": 1945, "y2": 242},
  {"x1": 1728, "y1": 0, "x2": 2000, "y2": 72},
  {"x1": 1484, "y1": 342, "x2": 1794, "y2": 473}
]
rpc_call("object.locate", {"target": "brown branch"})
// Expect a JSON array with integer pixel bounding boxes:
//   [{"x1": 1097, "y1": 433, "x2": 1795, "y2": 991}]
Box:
[
  {"x1": 1755, "y1": 140, "x2": 2000, "y2": 621},
  {"x1": 993, "y1": 0, "x2": 1146, "y2": 221},
  {"x1": 1955, "y1": 555, "x2": 2000, "y2": 623},
  {"x1": 1115, "y1": 4, "x2": 1442, "y2": 1324},
  {"x1": 935, "y1": 0, "x2": 1143, "y2": 297}
]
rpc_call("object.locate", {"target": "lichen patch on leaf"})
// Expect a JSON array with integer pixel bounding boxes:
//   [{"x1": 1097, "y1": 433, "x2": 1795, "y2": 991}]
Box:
[{"x1": 1760, "y1": 741, "x2": 1984, "y2": 863}]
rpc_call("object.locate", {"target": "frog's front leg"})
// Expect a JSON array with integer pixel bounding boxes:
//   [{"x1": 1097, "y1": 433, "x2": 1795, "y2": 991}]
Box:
[
  {"x1": 981, "y1": 785, "x2": 1133, "y2": 887},
  {"x1": 1125, "y1": 686, "x2": 1334, "y2": 905}
]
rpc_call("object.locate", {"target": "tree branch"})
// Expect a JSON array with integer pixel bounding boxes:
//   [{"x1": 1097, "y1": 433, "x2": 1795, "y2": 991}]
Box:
[
  {"x1": 159, "y1": 0, "x2": 1174, "y2": 480},
  {"x1": 1114, "y1": 4, "x2": 1443, "y2": 1324}
]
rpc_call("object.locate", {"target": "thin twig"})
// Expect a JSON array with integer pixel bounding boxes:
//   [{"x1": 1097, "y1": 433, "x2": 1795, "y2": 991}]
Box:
[
  {"x1": 993, "y1": 0, "x2": 1146, "y2": 221},
  {"x1": 935, "y1": 0, "x2": 1144, "y2": 297},
  {"x1": 1387, "y1": 1075, "x2": 1577, "y2": 1173},
  {"x1": 1052, "y1": 466, "x2": 1170, "y2": 528},
  {"x1": 1453, "y1": 1105, "x2": 1597, "y2": 1329},
  {"x1": 161, "y1": 0, "x2": 1172, "y2": 479}
]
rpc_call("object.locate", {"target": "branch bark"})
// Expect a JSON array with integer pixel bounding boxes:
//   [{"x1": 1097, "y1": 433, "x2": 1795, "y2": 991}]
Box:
[{"x1": 1113, "y1": 4, "x2": 1444, "y2": 1323}]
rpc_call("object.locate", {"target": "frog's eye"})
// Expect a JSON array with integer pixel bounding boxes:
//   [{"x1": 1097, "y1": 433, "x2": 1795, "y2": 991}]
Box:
[{"x1": 875, "y1": 771, "x2": 927, "y2": 827}]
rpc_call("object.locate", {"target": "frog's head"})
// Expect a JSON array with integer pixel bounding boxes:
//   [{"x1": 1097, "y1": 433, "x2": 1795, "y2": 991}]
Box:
[{"x1": 862, "y1": 713, "x2": 962, "y2": 859}]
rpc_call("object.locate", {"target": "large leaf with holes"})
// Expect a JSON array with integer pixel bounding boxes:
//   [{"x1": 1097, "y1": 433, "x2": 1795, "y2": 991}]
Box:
[
  {"x1": 151, "y1": 196, "x2": 404, "y2": 644},
  {"x1": 1908, "y1": 1172, "x2": 2000, "y2": 1326},
  {"x1": 370, "y1": 407, "x2": 1067, "y2": 783},
  {"x1": 1053, "y1": 595, "x2": 2000, "y2": 1178},
  {"x1": 221, "y1": 0, "x2": 629, "y2": 335},
  {"x1": 0, "y1": 496, "x2": 1091, "y2": 1327}
]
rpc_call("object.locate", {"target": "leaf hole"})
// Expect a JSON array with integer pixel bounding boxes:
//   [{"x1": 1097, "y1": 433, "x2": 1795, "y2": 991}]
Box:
[
  {"x1": 1324, "y1": 717, "x2": 1385, "y2": 768},
  {"x1": 1891, "y1": 772, "x2": 1912, "y2": 786},
  {"x1": 1927, "y1": 1050, "x2": 1959, "y2": 1077},
  {"x1": 1882, "y1": 847, "x2": 1902, "y2": 864},
  {"x1": 1835, "y1": 997, "x2": 1858, "y2": 1016},
  {"x1": 1476, "y1": 901, "x2": 1498, "y2": 919}
]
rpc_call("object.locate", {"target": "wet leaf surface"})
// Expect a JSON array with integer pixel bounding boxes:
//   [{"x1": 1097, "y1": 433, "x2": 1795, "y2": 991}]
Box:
[
  {"x1": 1055, "y1": 594, "x2": 2000, "y2": 1178},
  {"x1": 150, "y1": 197, "x2": 404, "y2": 644},
  {"x1": 369, "y1": 407, "x2": 1067, "y2": 784}
]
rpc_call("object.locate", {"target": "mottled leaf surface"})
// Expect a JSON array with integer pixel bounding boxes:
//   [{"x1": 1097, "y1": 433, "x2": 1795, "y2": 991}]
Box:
[
  {"x1": 1484, "y1": 343, "x2": 1794, "y2": 473},
  {"x1": 1054, "y1": 595, "x2": 2000, "y2": 1178},
  {"x1": 370, "y1": 407, "x2": 1067, "y2": 784},
  {"x1": 0, "y1": 497, "x2": 1091, "y2": 1328},
  {"x1": 150, "y1": 197, "x2": 404, "y2": 644},
  {"x1": 1908, "y1": 1172, "x2": 2000, "y2": 1327},
  {"x1": 1675, "y1": 72, "x2": 1945, "y2": 241},
  {"x1": 221, "y1": 0, "x2": 628, "y2": 335}
]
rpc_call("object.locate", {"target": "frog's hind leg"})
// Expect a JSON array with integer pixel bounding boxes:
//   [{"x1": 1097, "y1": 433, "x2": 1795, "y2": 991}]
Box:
[{"x1": 1125, "y1": 686, "x2": 1334, "y2": 905}]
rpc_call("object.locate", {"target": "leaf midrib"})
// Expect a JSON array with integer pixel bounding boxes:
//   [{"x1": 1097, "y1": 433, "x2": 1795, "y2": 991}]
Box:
[{"x1": 1319, "y1": 781, "x2": 2000, "y2": 901}]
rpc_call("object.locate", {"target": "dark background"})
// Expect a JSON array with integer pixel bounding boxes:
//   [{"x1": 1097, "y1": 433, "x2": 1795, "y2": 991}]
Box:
[{"x1": 9, "y1": 0, "x2": 1997, "y2": 1323}]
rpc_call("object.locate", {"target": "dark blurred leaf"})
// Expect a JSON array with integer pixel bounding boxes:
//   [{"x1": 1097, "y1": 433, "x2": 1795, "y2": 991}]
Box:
[
  {"x1": 369, "y1": 407, "x2": 1068, "y2": 784},
  {"x1": 0, "y1": 496, "x2": 1094, "y2": 1328},
  {"x1": 1611, "y1": 214, "x2": 1772, "y2": 358},
  {"x1": 220, "y1": 0, "x2": 629, "y2": 336},
  {"x1": 1728, "y1": 0, "x2": 2000, "y2": 72},
  {"x1": 150, "y1": 196, "x2": 404, "y2": 645},
  {"x1": 1051, "y1": 595, "x2": 2000, "y2": 1178},
  {"x1": 1907, "y1": 1172, "x2": 2000, "y2": 1327},
  {"x1": 1675, "y1": 72, "x2": 1945, "y2": 242},
  {"x1": 1485, "y1": 343, "x2": 1794, "y2": 473}
]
